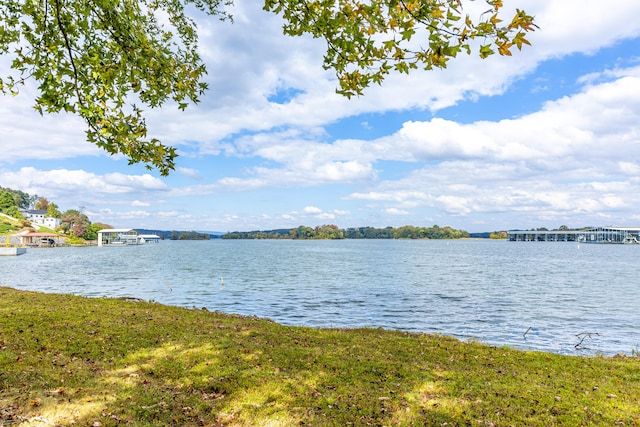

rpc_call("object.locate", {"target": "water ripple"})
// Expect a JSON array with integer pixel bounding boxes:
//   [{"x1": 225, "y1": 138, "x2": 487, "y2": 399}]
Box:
[{"x1": 3, "y1": 240, "x2": 639, "y2": 356}]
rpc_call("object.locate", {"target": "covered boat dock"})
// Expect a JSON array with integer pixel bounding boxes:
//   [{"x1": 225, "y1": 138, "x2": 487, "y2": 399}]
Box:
[
  {"x1": 17, "y1": 232, "x2": 62, "y2": 247},
  {"x1": 506, "y1": 227, "x2": 640, "y2": 244},
  {"x1": 97, "y1": 229, "x2": 160, "y2": 246}
]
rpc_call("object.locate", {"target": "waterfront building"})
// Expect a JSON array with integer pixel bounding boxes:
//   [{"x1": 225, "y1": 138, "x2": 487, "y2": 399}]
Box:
[
  {"x1": 97, "y1": 229, "x2": 160, "y2": 246},
  {"x1": 506, "y1": 226, "x2": 640, "y2": 244}
]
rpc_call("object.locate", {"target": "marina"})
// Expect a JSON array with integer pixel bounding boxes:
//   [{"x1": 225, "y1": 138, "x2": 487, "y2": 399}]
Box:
[
  {"x1": 97, "y1": 228, "x2": 161, "y2": 246},
  {"x1": 506, "y1": 226, "x2": 640, "y2": 243}
]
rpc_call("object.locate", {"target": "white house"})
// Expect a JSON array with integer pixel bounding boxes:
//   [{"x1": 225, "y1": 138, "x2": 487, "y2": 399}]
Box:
[
  {"x1": 42, "y1": 216, "x2": 62, "y2": 229},
  {"x1": 19, "y1": 209, "x2": 62, "y2": 229}
]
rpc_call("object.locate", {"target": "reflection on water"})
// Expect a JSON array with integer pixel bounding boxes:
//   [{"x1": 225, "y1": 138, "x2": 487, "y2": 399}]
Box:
[{"x1": 2, "y1": 239, "x2": 639, "y2": 356}]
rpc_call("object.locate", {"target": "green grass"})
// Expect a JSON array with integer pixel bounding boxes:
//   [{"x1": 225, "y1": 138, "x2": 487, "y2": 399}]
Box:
[
  {"x1": 1, "y1": 287, "x2": 639, "y2": 426},
  {"x1": 0, "y1": 213, "x2": 56, "y2": 236},
  {"x1": 0, "y1": 220, "x2": 18, "y2": 235}
]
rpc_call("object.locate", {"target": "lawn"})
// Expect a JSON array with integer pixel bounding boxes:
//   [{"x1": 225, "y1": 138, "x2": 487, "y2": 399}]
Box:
[
  {"x1": 1, "y1": 287, "x2": 639, "y2": 426},
  {"x1": 0, "y1": 221, "x2": 18, "y2": 235}
]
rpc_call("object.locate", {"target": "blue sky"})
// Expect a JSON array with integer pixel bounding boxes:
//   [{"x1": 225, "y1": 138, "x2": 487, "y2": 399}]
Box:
[{"x1": 2, "y1": 0, "x2": 640, "y2": 233}]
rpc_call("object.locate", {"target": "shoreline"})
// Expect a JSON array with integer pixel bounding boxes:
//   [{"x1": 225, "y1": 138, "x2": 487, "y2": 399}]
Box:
[
  {"x1": 2, "y1": 283, "x2": 632, "y2": 357},
  {"x1": 2, "y1": 286, "x2": 639, "y2": 426}
]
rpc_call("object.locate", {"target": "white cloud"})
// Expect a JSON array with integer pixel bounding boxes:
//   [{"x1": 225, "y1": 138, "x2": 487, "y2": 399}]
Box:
[
  {"x1": 158, "y1": 211, "x2": 184, "y2": 218},
  {"x1": 0, "y1": 167, "x2": 162, "y2": 194},
  {"x1": 176, "y1": 167, "x2": 202, "y2": 179},
  {"x1": 0, "y1": 87, "x2": 99, "y2": 162},
  {"x1": 342, "y1": 66, "x2": 640, "y2": 227},
  {"x1": 368, "y1": 66, "x2": 640, "y2": 165},
  {"x1": 2, "y1": 1, "x2": 640, "y2": 232},
  {"x1": 386, "y1": 208, "x2": 410, "y2": 216},
  {"x1": 101, "y1": 172, "x2": 168, "y2": 191},
  {"x1": 0, "y1": 167, "x2": 168, "y2": 213},
  {"x1": 3, "y1": 0, "x2": 640, "y2": 168},
  {"x1": 303, "y1": 206, "x2": 322, "y2": 214},
  {"x1": 95, "y1": 210, "x2": 152, "y2": 224},
  {"x1": 154, "y1": 66, "x2": 638, "y2": 200},
  {"x1": 316, "y1": 212, "x2": 336, "y2": 220},
  {"x1": 527, "y1": 0, "x2": 640, "y2": 56}
]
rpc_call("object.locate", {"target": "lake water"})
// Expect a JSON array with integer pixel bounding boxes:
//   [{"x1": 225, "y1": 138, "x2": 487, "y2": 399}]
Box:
[{"x1": 2, "y1": 239, "x2": 638, "y2": 356}]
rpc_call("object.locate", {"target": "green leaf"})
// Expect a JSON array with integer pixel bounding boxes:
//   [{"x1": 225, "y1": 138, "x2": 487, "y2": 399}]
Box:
[
  {"x1": 479, "y1": 44, "x2": 494, "y2": 59},
  {"x1": 0, "y1": 0, "x2": 535, "y2": 175}
]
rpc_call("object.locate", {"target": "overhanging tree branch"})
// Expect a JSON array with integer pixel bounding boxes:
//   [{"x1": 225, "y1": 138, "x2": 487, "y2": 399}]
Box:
[{"x1": 0, "y1": 0, "x2": 535, "y2": 175}]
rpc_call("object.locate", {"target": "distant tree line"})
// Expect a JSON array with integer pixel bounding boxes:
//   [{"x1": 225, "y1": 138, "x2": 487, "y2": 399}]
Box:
[
  {"x1": 222, "y1": 229, "x2": 291, "y2": 240},
  {"x1": 223, "y1": 224, "x2": 470, "y2": 240},
  {"x1": 346, "y1": 225, "x2": 469, "y2": 240},
  {"x1": 489, "y1": 231, "x2": 507, "y2": 239},
  {"x1": 170, "y1": 230, "x2": 211, "y2": 240}
]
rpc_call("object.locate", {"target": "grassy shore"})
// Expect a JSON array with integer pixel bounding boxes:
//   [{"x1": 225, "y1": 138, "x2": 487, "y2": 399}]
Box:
[{"x1": 1, "y1": 287, "x2": 639, "y2": 426}]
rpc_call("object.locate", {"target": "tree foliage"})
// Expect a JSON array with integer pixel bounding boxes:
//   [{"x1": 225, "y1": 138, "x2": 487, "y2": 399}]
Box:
[
  {"x1": 0, "y1": 186, "x2": 37, "y2": 209},
  {"x1": 47, "y1": 202, "x2": 62, "y2": 218},
  {"x1": 265, "y1": 0, "x2": 537, "y2": 97},
  {"x1": 84, "y1": 222, "x2": 112, "y2": 240},
  {"x1": 34, "y1": 197, "x2": 49, "y2": 210},
  {"x1": 0, "y1": 0, "x2": 232, "y2": 175},
  {"x1": 170, "y1": 230, "x2": 211, "y2": 240},
  {"x1": 0, "y1": 187, "x2": 35, "y2": 217},
  {"x1": 1, "y1": 1, "x2": 534, "y2": 174},
  {"x1": 223, "y1": 224, "x2": 469, "y2": 239},
  {"x1": 60, "y1": 209, "x2": 90, "y2": 236},
  {"x1": 0, "y1": 190, "x2": 18, "y2": 214}
]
